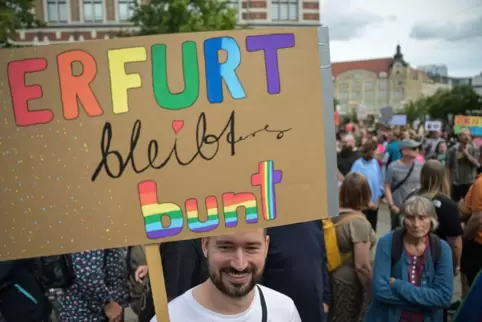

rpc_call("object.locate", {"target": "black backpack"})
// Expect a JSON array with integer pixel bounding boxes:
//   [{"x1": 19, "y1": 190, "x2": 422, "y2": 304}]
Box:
[
  {"x1": 33, "y1": 255, "x2": 75, "y2": 290},
  {"x1": 391, "y1": 228, "x2": 441, "y2": 269},
  {"x1": 0, "y1": 260, "x2": 53, "y2": 322}
]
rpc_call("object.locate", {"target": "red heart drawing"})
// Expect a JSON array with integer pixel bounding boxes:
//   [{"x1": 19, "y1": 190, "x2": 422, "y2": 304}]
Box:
[{"x1": 172, "y1": 120, "x2": 184, "y2": 134}]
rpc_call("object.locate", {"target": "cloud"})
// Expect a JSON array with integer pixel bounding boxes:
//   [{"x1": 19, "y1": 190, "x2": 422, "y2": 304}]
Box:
[
  {"x1": 410, "y1": 14, "x2": 482, "y2": 42},
  {"x1": 324, "y1": 11, "x2": 396, "y2": 41},
  {"x1": 321, "y1": 0, "x2": 398, "y2": 41}
]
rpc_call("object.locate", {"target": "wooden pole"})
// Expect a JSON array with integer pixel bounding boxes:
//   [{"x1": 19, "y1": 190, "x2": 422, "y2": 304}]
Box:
[{"x1": 145, "y1": 244, "x2": 170, "y2": 322}]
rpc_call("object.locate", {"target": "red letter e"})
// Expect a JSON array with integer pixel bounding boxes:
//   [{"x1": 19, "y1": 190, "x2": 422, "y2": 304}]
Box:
[{"x1": 7, "y1": 59, "x2": 53, "y2": 126}]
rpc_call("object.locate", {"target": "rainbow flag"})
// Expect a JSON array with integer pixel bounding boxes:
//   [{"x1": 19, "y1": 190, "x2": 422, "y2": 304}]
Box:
[
  {"x1": 452, "y1": 271, "x2": 482, "y2": 322},
  {"x1": 454, "y1": 115, "x2": 482, "y2": 136}
]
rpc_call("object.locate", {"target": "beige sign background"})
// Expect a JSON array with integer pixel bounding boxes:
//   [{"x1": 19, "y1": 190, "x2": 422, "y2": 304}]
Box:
[{"x1": 0, "y1": 28, "x2": 327, "y2": 260}]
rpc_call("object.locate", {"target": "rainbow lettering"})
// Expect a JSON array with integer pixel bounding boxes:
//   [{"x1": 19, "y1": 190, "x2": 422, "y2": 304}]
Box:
[
  {"x1": 223, "y1": 192, "x2": 259, "y2": 227},
  {"x1": 251, "y1": 160, "x2": 282, "y2": 220},
  {"x1": 138, "y1": 160, "x2": 283, "y2": 240},
  {"x1": 186, "y1": 196, "x2": 220, "y2": 233},
  {"x1": 7, "y1": 34, "x2": 295, "y2": 126},
  {"x1": 138, "y1": 181, "x2": 184, "y2": 239}
]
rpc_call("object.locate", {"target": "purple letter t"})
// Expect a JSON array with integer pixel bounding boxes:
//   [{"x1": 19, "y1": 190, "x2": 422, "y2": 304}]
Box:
[{"x1": 246, "y1": 34, "x2": 295, "y2": 95}]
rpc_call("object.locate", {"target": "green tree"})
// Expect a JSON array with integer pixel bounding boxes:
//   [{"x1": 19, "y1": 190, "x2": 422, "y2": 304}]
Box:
[
  {"x1": 426, "y1": 85, "x2": 482, "y2": 123},
  {"x1": 1, "y1": 0, "x2": 43, "y2": 47},
  {"x1": 403, "y1": 99, "x2": 428, "y2": 124},
  {"x1": 349, "y1": 108, "x2": 358, "y2": 124},
  {"x1": 129, "y1": 0, "x2": 237, "y2": 35},
  {"x1": 333, "y1": 98, "x2": 339, "y2": 111}
]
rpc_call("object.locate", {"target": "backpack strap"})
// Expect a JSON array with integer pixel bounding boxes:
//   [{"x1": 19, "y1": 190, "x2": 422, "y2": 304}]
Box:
[
  {"x1": 428, "y1": 233, "x2": 441, "y2": 268},
  {"x1": 335, "y1": 213, "x2": 365, "y2": 227},
  {"x1": 390, "y1": 228, "x2": 405, "y2": 268},
  {"x1": 391, "y1": 230, "x2": 442, "y2": 269}
]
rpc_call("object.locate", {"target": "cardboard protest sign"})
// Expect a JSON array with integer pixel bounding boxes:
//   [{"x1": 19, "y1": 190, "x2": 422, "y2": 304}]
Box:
[
  {"x1": 390, "y1": 114, "x2": 407, "y2": 126},
  {"x1": 424, "y1": 120, "x2": 442, "y2": 132},
  {"x1": 454, "y1": 115, "x2": 482, "y2": 136},
  {"x1": 380, "y1": 106, "x2": 393, "y2": 125},
  {"x1": 356, "y1": 104, "x2": 367, "y2": 121},
  {"x1": 0, "y1": 28, "x2": 330, "y2": 261}
]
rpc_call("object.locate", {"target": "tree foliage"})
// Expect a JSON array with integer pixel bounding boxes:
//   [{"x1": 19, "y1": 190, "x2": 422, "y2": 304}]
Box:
[
  {"x1": 0, "y1": 0, "x2": 43, "y2": 47},
  {"x1": 403, "y1": 99, "x2": 428, "y2": 124},
  {"x1": 426, "y1": 85, "x2": 481, "y2": 122},
  {"x1": 404, "y1": 85, "x2": 482, "y2": 124},
  {"x1": 333, "y1": 98, "x2": 339, "y2": 111},
  {"x1": 129, "y1": 0, "x2": 237, "y2": 35}
]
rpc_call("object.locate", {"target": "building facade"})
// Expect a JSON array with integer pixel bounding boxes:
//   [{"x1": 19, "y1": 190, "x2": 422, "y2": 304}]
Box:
[
  {"x1": 332, "y1": 45, "x2": 451, "y2": 115},
  {"x1": 418, "y1": 64, "x2": 448, "y2": 77},
  {"x1": 11, "y1": 0, "x2": 320, "y2": 45},
  {"x1": 472, "y1": 74, "x2": 482, "y2": 96}
]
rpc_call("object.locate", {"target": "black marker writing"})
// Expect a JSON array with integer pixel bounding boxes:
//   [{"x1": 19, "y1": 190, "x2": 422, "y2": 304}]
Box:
[{"x1": 91, "y1": 112, "x2": 291, "y2": 181}]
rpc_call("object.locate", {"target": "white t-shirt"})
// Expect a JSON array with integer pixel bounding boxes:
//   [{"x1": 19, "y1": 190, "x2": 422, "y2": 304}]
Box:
[{"x1": 150, "y1": 285, "x2": 301, "y2": 322}]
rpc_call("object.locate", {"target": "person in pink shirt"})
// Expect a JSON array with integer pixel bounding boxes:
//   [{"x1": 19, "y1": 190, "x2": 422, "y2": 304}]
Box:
[
  {"x1": 416, "y1": 153, "x2": 425, "y2": 163},
  {"x1": 376, "y1": 142, "x2": 386, "y2": 167}
]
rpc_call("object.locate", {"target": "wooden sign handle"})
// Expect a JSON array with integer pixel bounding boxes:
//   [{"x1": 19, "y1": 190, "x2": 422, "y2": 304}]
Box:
[{"x1": 145, "y1": 244, "x2": 170, "y2": 322}]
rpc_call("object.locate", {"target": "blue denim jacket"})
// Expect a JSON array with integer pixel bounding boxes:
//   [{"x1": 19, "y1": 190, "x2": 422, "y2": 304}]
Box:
[{"x1": 364, "y1": 231, "x2": 453, "y2": 322}]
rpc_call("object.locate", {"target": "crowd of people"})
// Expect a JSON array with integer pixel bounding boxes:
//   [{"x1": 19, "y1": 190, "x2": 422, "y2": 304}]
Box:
[{"x1": 1, "y1": 123, "x2": 482, "y2": 322}]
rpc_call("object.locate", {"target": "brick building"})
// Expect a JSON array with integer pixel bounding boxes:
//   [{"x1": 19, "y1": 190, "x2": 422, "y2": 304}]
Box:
[
  {"x1": 332, "y1": 45, "x2": 452, "y2": 115},
  {"x1": 11, "y1": 0, "x2": 320, "y2": 45}
]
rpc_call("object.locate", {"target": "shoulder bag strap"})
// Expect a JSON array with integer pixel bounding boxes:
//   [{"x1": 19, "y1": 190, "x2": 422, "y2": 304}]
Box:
[
  {"x1": 257, "y1": 285, "x2": 267, "y2": 322},
  {"x1": 390, "y1": 228, "x2": 405, "y2": 268},
  {"x1": 391, "y1": 162, "x2": 416, "y2": 195},
  {"x1": 335, "y1": 213, "x2": 365, "y2": 227},
  {"x1": 428, "y1": 233, "x2": 441, "y2": 268}
]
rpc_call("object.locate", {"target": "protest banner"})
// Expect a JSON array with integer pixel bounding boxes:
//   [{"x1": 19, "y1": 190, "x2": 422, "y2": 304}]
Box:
[
  {"x1": 356, "y1": 104, "x2": 368, "y2": 121},
  {"x1": 424, "y1": 120, "x2": 442, "y2": 132},
  {"x1": 454, "y1": 115, "x2": 482, "y2": 136},
  {"x1": 0, "y1": 27, "x2": 337, "y2": 320},
  {"x1": 380, "y1": 106, "x2": 393, "y2": 125},
  {"x1": 390, "y1": 114, "x2": 407, "y2": 126}
]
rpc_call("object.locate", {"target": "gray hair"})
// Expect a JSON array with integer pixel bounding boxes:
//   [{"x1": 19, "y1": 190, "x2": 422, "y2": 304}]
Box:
[{"x1": 399, "y1": 195, "x2": 439, "y2": 231}]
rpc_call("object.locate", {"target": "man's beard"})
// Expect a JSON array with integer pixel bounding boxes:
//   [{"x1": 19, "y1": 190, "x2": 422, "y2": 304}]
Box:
[{"x1": 208, "y1": 259, "x2": 263, "y2": 298}]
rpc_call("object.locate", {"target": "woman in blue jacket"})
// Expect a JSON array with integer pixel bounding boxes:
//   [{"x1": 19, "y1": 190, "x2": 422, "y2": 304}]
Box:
[{"x1": 365, "y1": 195, "x2": 453, "y2": 322}]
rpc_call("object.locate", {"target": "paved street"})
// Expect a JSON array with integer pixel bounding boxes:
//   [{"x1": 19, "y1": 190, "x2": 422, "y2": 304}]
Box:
[{"x1": 124, "y1": 204, "x2": 462, "y2": 321}]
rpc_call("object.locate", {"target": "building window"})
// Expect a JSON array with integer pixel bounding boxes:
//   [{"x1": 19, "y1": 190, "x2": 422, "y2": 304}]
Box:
[
  {"x1": 338, "y1": 82, "x2": 349, "y2": 91},
  {"x1": 365, "y1": 91, "x2": 375, "y2": 99},
  {"x1": 83, "y1": 0, "x2": 104, "y2": 22},
  {"x1": 352, "y1": 80, "x2": 362, "y2": 89},
  {"x1": 225, "y1": 0, "x2": 238, "y2": 10},
  {"x1": 391, "y1": 91, "x2": 403, "y2": 99},
  {"x1": 271, "y1": 0, "x2": 298, "y2": 21},
  {"x1": 225, "y1": 0, "x2": 239, "y2": 18},
  {"x1": 339, "y1": 92, "x2": 349, "y2": 100},
  {"x1": 351, "y1": 91, "x2": 361, "y2": 99},
  {"x1": 118, "y1": 0, "x2": 135, "y2": 21},
  {"x1": 47, "y1": 0, "x2": 68, "y2": 22},
  {"x1": 365, "y1": 81, "x2": 376, "y2": 88}
]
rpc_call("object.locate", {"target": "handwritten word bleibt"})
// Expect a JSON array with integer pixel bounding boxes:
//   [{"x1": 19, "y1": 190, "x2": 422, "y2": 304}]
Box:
[{"x1": 91, "y1": 111, "x2": 291, "y2": 181}]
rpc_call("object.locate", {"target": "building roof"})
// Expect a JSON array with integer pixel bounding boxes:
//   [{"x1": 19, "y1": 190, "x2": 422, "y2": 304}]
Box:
[{"x1": 331, "y1": 58, "x2": 394, "y2": 78}]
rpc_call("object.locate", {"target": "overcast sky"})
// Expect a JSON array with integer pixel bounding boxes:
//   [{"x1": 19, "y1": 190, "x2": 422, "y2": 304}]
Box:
[{"x1": 321, "y1": 0, "x2": 482, "y2": 77}]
